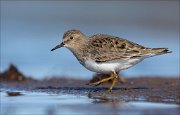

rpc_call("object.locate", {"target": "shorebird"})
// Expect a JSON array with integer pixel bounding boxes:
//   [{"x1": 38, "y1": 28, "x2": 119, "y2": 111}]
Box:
[{"x1": 51, "y1": 29, "x2": 171, "y2": 91}]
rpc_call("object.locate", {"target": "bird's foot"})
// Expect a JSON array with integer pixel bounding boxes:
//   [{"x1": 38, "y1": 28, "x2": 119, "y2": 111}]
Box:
[
  {"x1": 87, "y1": 76, "x2": 114, "y2": 86},
  {"x1": 119, "y1": 76, "x2": 126, "y2": 83}
]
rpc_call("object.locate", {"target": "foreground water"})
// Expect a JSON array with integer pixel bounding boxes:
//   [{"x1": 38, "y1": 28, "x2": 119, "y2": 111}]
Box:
[{"x1": 1, "y1": 89, "x2": 179, "y2": 115}]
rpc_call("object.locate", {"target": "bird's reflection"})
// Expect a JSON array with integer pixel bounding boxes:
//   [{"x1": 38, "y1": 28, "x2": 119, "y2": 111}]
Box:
[{"x1": 88, "y1": 92, "x2": 126, "y2": 107}]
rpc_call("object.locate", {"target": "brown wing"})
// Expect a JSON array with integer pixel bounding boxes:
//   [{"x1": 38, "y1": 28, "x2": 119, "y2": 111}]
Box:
[{"x1": 88, "y1": 34, "x2": 148, "y2": 62}]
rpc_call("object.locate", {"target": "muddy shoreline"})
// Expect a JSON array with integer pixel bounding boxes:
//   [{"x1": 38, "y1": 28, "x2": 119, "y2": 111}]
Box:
[
  {"x1": 0, "y1": 65, "x2": 180, "y2": 104},
  {"x1": 1, "y1": 65, "x2": 180, "y2": 114},
  {"x1": 1, "y1": 77, "x2": 180, "y2": 105}
]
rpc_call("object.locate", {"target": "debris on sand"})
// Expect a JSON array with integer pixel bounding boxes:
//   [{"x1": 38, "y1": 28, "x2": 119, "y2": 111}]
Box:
[
  {"x1": 0, "y1": 64, "x2": 29, "y2": 82},
  {"x1": 6, "y1": 91, "x2": 23, "y2": 96}
]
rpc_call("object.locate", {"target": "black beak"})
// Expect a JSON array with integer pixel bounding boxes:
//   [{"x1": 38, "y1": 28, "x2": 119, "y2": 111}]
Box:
[{"x1": 51, "y1": 42, "x2": 64, "y2": 51}]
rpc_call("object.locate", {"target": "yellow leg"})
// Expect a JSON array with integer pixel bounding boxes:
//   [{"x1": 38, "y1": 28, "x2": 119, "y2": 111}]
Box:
[
  {"x1": 119, "y1": 76, "x2": 126, "y2": 83},
  {"x1": 89, "y1": 73, "x2": 114, "y2": 86},
  {"x1": 108, "y1": 71, "x2": 118, "y2": 92}
]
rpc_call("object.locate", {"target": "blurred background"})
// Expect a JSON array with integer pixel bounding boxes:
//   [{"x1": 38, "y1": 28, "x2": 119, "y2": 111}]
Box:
[{"x1": 1, "y1": 1, "x2": 179, "y2": 79}]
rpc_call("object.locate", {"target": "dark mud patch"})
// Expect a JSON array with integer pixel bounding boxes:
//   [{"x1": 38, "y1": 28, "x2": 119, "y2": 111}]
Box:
[{"x1": 6, "y1": 91, "x2": 24, "y2": 96}]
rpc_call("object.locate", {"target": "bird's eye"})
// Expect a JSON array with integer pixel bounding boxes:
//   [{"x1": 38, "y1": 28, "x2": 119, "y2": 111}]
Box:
[{"x1": 70, "y1": 36, "x2": 73, "y2": 40}]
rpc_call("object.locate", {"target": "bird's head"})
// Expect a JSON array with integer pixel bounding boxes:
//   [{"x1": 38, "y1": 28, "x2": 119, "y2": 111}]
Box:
[{"x1": 51, "y1": 29, "x2": 85, "y2": 51}]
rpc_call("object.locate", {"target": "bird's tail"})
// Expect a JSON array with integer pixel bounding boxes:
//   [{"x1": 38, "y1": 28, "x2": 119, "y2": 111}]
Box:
[{"x1": 150, "y1": 48, "x2": 172, "y2": 56}]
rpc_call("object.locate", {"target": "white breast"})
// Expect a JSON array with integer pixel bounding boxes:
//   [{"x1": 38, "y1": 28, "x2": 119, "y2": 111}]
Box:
[{"x1": 84, "y1": 58, "x2": 143, "y2": 73}]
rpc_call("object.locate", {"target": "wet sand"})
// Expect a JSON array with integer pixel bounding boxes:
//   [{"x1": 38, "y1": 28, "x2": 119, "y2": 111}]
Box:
[{"x1": 1, "y1": 77, "x2": 180, "y2": 104}]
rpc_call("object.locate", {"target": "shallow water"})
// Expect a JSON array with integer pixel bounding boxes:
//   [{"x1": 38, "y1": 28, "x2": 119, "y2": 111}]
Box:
[{"x1": 1, "y1": 89, "x2": 179, "y2": 115}]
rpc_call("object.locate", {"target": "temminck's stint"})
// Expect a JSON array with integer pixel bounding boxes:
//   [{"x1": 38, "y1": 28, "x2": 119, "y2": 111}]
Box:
[{"x1": 51, "y1": 29, "x2": 171, "y2": 91}]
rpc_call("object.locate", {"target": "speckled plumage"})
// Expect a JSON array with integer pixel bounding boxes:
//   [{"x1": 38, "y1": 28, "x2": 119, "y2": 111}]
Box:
[
  {"x1": 51, "y1": 29, "x2": 171, "y2": 91},
  {"x1": 88, "y1": 34, "x2": 149, "y2": 62}
]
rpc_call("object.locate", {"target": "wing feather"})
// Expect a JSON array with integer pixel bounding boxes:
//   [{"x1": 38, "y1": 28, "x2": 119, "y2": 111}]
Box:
[{"x1": 88, "y1": 34, "x2": 147, "y2": 62}]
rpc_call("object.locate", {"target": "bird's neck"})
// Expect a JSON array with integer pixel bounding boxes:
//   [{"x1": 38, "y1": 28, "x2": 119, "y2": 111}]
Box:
[
  {"x1": 68, "y1": 47, "x2": 87, "y2": 64},
  {"x1": 67, "y1": 40, "x2": 89, "y2": 64}
]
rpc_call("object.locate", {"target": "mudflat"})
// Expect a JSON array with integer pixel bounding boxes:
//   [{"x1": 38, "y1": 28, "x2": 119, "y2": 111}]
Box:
[{"x1": 0, "y1": 65, "x2": 179, "y2": 115}]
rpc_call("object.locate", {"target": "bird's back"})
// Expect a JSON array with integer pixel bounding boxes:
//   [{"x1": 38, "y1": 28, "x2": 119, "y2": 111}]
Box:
[{"x1": 86, "y1": 34, "x2": 171, "y2": 63}]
